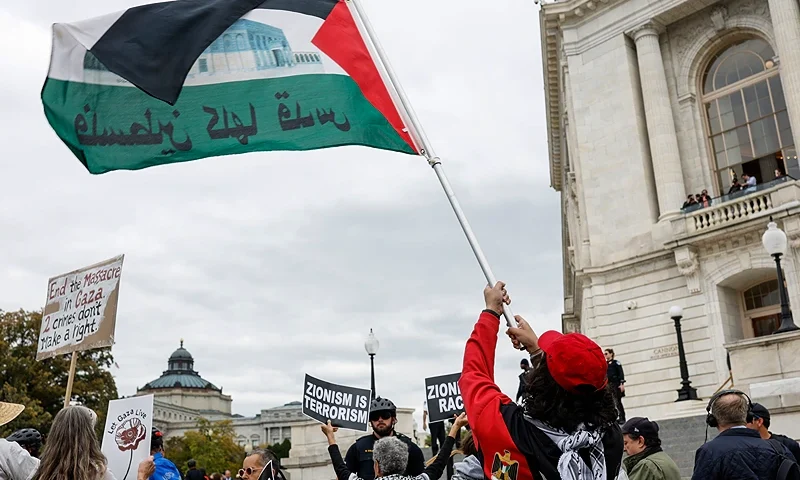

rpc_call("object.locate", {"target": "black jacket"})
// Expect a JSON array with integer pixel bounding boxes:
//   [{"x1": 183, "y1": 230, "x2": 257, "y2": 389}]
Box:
[
  {"x1": 771, "y1": 433, "x2": 800, "y2": 464},
  {"x1": 692, "y1": 427, "x2": 795, "y2": 479},
  {"x1": 344, "y1": 432, "x2": 425, "y2": 480},
  {"x1": 516, "y1": 371, "x2": 529, "y2": 403},
  {"x1": 185, "y1": 469, "x2": 204, "y2": 480},
  {"x1": 606, "y1": 360, "x2": 624, "y2": 386}
]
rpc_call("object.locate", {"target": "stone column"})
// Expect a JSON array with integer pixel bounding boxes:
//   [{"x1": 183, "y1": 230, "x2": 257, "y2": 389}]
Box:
[
  {"x1": 768, "y1": 0, "x2": 800, "y2": 150},
  {"x1": 632, "y1": 23, "x2": 686, "y2": 220}
]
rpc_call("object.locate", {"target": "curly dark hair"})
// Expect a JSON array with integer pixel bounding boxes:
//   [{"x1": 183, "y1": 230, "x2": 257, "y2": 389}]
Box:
[{"x1": 522, "y1": 355, "x2": 618, "y2": 433}]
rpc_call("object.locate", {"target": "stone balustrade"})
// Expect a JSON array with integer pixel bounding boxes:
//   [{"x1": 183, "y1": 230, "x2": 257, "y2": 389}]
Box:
[{"x1": 671, "y1": 180, "x2": 800, "y2": 239}]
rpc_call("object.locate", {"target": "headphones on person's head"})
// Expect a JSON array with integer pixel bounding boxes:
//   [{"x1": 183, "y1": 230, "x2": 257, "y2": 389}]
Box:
[{"x1": 705, "y1": 389, "x2": 753, "y2": 428}]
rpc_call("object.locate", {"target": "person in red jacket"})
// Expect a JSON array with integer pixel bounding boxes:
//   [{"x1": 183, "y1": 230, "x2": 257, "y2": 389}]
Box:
[{"x1": 459, "y1": 282, "x2": 623, "y2": 480}]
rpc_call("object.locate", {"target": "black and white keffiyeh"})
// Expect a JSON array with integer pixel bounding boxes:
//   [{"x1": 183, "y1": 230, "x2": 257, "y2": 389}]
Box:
[{"x1": 527, "y1": 419, "x2": 607, "y2": 480}]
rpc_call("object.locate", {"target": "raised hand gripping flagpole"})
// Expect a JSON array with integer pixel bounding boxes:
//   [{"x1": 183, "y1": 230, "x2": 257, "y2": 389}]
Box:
[{"x1": 346, "y1": 0, "x2": 518, "y2": 330}]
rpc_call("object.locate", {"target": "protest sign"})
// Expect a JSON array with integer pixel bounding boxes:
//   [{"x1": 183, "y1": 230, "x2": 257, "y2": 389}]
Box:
[
  {"x1": 37, "y1": 255, "x2": 124, "y2": 361},
  {"x1": 302, "y1": 374, "x2": 371, "y2": 431},
  {"x1": 101, "y1": 394, "x2": 153, "y2": 480},
  {"x1": 425, "y1": 372, "x2": 463, "y2": 423}
]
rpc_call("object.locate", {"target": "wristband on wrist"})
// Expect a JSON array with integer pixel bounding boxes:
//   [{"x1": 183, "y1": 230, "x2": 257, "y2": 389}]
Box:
[{"x1": 483, "y1": 309, "x2": 501, "y2": 319}]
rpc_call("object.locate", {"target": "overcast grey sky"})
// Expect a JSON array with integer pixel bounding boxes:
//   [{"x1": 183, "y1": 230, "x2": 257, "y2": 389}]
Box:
[{"x1": 0, "y1": 0, "x2": 561, "y2": 427}]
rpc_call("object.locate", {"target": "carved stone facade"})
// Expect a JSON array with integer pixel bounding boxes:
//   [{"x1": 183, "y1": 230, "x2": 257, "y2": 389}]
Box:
[{"x1": 541, "y1": 0, "x2": 800, "y2": 432}]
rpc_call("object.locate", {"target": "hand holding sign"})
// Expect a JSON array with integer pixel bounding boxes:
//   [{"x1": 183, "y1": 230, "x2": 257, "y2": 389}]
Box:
[{"x1": 321, "y1": 420, "x2": 339, "y2": 446}]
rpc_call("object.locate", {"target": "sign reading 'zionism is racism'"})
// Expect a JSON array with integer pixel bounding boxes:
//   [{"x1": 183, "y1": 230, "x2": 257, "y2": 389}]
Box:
[
  {"x1": 302, "y1": 374, "x2": 371, "y2": 431},
  {"x1": 37, "y1": 255, "x2": 125, "y2": 360},
  {"x1": 425, "y1": 373, "x2": 464, "y2": 423}
]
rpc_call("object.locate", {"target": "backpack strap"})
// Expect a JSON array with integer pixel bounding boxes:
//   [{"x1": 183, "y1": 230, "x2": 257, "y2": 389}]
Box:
[{"x1": 767, "y1": 439, "x2": 800, "y2": 480}]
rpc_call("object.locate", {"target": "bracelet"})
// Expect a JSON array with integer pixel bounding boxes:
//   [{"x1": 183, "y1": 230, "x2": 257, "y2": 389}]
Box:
[{"x1": 529, "y1": 348, "x2": 543, "y2": 359}]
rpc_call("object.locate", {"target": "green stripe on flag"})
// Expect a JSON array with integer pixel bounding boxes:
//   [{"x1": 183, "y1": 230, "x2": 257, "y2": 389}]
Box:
[{"x1": 42, "y1": 74, "x2": 416, "y2": 174}]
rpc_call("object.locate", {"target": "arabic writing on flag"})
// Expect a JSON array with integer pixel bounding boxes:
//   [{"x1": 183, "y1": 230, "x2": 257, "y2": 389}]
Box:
[{"x1": 42, "y1": 0, "x2": 418, "y2": 174}]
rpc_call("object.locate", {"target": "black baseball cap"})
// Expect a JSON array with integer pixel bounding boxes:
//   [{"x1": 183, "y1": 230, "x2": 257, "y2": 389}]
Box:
[
  {"x1": 751, "y1": 403, "x2": 771, "y2": 421},
  {"x1": 621, "y1": 417, "x2": 659, "y2": 439}
]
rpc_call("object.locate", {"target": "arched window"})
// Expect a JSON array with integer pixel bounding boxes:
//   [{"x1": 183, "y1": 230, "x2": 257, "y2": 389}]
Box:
[
  {"x1": 702, "y1": 38, "x2": 797, "y2": 191},
  {"x1": 742, "y1": 279, "x2": 785, "y2": 337}
]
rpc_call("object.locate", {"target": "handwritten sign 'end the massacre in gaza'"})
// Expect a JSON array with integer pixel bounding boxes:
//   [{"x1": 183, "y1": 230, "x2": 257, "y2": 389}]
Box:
[
  {"x1": 37, "y1": 255, "x2": 124, "y2": 361},
  {"x1": 425, "y1": 373, "x2": 464, "y2": 424},
  {"x1": 302, "y1": 374, "x2": 371, "y2": 432}
]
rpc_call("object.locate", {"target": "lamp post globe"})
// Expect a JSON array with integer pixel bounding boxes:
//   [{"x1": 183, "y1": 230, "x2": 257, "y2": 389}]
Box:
[
  {"x1": 365, "y1": 329, "x2": 379, "y2": 397},
  {"x1": 669, "y1": 305, "x2": 683, "y2": 319},
  {"x1": 762, "y1": 221, "x2": 799, "y2": 333},
  {"x1": 365, "y1": 329, "x2": 379, "y2": 355}
]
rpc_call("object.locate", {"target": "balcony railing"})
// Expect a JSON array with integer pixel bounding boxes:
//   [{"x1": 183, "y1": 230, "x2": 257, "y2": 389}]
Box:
[{"x1": 675, "y1": 177, "x2": 800, "y2": 236}]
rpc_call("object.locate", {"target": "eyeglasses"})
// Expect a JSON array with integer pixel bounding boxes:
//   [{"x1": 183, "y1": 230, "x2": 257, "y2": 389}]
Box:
[
  {"x1": 369, "y1": 411, "x2": 392, "y2": 422},
  {"x1": 239, "y1": 467, "x2": 264, "y2": 478}
]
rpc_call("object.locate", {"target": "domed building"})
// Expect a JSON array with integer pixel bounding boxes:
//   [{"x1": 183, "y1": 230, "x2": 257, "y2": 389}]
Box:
[{"x1": 137, "y1": 339, "x2": 233, "y2": 416}]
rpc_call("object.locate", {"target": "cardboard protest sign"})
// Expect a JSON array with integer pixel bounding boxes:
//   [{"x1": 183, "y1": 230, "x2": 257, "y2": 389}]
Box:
[
  {"x1": 101, "y1": 394, "x2": 153, "y2": 480},
  {"x1": 37, "y1": 255, "x2": 124, "y2": 360},
  {"x1": 425, "y1": 372, "x2": 464, "y2": 423},
  {"x1": 302, "y1": 374, "x2": 371, "y2": 431}
]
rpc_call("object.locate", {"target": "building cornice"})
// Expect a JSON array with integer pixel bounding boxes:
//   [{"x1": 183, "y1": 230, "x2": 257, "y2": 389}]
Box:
[{"x1": 540, "y1": 0, "x2": 721, "y2": 192}]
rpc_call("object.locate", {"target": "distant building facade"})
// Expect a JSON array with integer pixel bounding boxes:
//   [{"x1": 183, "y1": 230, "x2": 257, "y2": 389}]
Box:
[
  {"x1": 137, "y1": 341, "x2": 304, "y2": 447},
  {"x1": 83, "y1": 18, "x2": 324, "y2": 86}
]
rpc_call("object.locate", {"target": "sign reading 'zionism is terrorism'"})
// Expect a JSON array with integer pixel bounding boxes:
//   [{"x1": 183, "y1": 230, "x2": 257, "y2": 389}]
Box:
[
  {"x1": 42, "y1": 0, "x2": 418, "y2": 174},
  {"x1": 302, "y1": 374, "x2": 371, "y2": 431},
  {"x1": 425, "y1": 372, "x2": 463, "y2": 423},
  {"x1": 37, "y1": 255, "x2": 125, "y2": 360}
]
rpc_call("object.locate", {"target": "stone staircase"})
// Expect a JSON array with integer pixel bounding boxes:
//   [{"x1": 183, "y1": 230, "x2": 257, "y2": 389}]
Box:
[{"x1": 656, "y1": 414, "x2": 718, "y2": 478}]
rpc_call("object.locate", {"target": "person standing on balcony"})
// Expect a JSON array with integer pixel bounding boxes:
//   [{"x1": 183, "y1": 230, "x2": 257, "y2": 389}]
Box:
[
  {"x1": 742, "y1": 174, "x2": 757, "y2": 193},
  {"x1": 605, "y1": 349, "x2": 626, "y2": 424}
]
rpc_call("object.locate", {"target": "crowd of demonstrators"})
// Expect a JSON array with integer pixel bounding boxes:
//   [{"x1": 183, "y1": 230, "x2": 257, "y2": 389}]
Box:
[
  {"x1": 343, "y1": 398, "x2": 424, "y2": 480},
  {"x1": 620, "y1": 418, "x2": 681, "y2": 480},
  {"x1": 461, "y1": 282, "x2": 624, "y2": 479},
  {"x1": 604, "y1": 349, "x2": 626, "y2": 425},
  {"x1": 692, "y1": 390, "x2": 798, "y2": 480},
  {"x1": 747, "y1": 403, "x2": 800, "y2": 461},
  {"x1": 323, "y1": 413, "x2": 467, "y2": 480}
]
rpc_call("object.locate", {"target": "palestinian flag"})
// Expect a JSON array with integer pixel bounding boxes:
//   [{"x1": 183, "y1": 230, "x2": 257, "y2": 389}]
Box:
[{"x1": 41, "y1": 0, "x2": 419, "y2": 174}]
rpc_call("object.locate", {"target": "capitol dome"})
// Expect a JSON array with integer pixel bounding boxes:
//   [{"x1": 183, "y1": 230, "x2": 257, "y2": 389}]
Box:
[{"x1": 139, "y1": 340, "x2": 222, "y2": 392}]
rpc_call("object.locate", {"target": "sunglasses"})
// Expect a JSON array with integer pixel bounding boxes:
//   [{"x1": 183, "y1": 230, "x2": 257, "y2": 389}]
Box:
[
  {"x1": 369, "y1": 411, "x2": 393, "y2": 422},
  {"x1": 238, "y1": 467, "x2": 264, "y2": 478}
]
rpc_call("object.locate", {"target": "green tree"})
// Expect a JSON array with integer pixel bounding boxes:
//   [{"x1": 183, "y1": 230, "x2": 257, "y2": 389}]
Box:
[
  {"x1": 267, "y1": 438, "x2": 291, "y2": 459},
  {"x1": 165, "y1": 419, "x2": 246, "y2": 474},
  {"x1": 0, "y1": 309, "x2": 118, "y2": 437}
]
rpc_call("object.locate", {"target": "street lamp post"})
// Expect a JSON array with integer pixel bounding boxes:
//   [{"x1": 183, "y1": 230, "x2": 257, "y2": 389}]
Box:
[
  {"x1": 669, "y1": 306, "x2": 699, "y2": 401},
  {"x1": 364, "y1": 329, "x2": 380, "y2": 398},
  {"x1": 762, "y1": 221, "x2": 800, "y2": 334}
]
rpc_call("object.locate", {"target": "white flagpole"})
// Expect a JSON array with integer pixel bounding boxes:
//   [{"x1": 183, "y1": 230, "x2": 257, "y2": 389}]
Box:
[{"x1": 347, "y1": 0, "x2": 518, "y2": 329}]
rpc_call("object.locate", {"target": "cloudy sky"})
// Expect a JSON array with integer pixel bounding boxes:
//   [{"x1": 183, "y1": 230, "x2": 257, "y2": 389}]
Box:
[{"x1": 0, "y1": 0, "x2": 562, "y2": 428}]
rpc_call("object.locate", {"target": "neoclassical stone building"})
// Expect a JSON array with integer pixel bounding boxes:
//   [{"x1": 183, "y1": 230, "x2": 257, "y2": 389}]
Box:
[{"x1": 541, "y1": 0, "x2": 800, "y2": 437}]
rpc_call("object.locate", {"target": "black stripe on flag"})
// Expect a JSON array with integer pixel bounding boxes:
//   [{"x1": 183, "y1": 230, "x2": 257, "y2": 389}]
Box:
[
  {"x1": 256, "y1": 0, "x2": 338, "y2": 19},
  {"x1": 89, "y1": 0, "x2": 336, "y2": 105}
]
